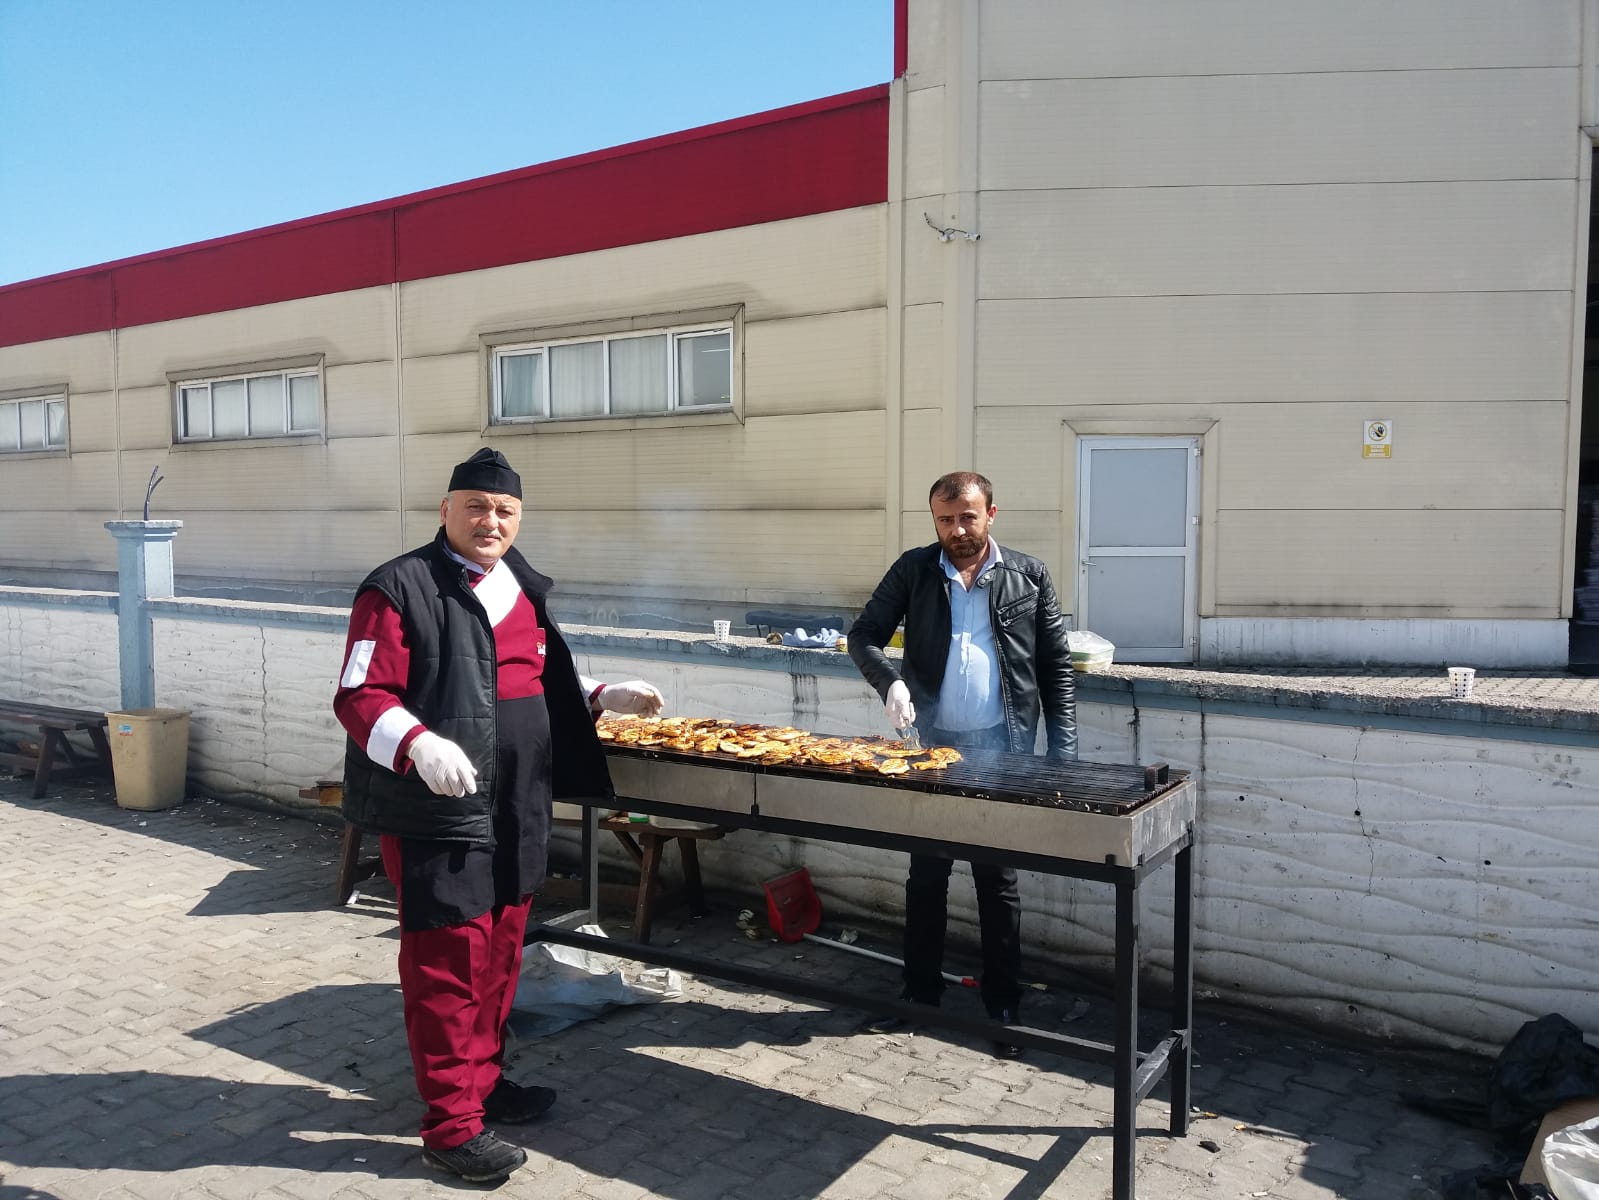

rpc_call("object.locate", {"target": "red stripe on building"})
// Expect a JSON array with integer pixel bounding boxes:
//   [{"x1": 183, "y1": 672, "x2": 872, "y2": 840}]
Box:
[
  {"x1": 0, "y1": 86, "x2": 889, "y2": 350},
  {"x1": 113, "y1": 210, "x2": 397, "y2": 331},
  {"x1": 0, "y1": 271, "x2": 116, "y2": 346},
  {"x1": 396, "y1": 89, "x2": 889, "y2": 281}
]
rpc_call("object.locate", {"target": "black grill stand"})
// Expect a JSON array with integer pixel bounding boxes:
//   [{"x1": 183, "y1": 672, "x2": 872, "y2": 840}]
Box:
[{"x1": 530, "y1": 792, "x2": 1195, "y2": 1200}]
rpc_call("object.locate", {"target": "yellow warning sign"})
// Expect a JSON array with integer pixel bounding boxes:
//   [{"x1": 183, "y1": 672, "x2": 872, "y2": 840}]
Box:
[{"x1": 1363, "y1": 419, "x2": 1392, "y2": 459}]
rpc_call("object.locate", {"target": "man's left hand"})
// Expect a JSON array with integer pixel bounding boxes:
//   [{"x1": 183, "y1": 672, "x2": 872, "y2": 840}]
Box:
[{"x1": 601, "y1": 680, "x2": 665, "y2": 717}]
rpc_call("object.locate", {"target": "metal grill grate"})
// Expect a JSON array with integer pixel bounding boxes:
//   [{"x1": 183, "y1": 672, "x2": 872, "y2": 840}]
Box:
[{"x1": 603, "y1": 743, "x2": 1185, "y2": 817}]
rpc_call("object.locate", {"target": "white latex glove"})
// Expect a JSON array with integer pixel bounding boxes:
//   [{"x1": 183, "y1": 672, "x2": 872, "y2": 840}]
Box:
[
  {"x1": 884, "y1": 680, "x2": 916, "y2": 729},
  {"x1": 600, "y1": 680, "x2": 665, "y2": 717},
  {"x1": 407, "y1": 731, "x2": 478, "y2": 797}
]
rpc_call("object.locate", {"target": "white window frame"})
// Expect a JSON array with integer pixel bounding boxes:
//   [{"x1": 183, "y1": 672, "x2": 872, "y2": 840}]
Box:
[
  {"x1": 172, "y1": 364, "x2": 323, "y2": 444},
  {"x1": 0, "y1": 390, "x2": 68, "y2": 455},
  {"x1": 490, "y1": 321, "x2": 735, "y2": 425}
]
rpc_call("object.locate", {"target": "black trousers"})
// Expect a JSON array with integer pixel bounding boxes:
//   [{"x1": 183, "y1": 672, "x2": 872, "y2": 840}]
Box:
[{"x1": 901, "y1": 724, "x2": 1021, "y2": 1015}]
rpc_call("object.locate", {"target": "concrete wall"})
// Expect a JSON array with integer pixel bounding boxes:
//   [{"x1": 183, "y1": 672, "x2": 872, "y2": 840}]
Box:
[
  {"x1": 0, "y1": 591, "x2": 120, "y2": 709},
  {"x1": 3, "y1": 584, "x2": 1594, "y2": 1055},
  {"x1": 893, "y1": 0, "x2": 1589, "y2": 664}
]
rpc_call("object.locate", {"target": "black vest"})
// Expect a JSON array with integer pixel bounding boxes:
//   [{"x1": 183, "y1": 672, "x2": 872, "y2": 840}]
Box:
[{"x1": 341, "y1": 531, "x2": 613, "y2": 842}]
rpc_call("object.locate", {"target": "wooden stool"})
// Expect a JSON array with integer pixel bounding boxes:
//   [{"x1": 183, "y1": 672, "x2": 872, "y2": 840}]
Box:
[
  {"x1": 551, "y1": 814, "x2": 727, "y2": 944},
  {"x1": 298, "y1": 780, "x2": 384, "y2": 905},
  {"x1": 332, "y1": 823, "x2": 385, "y2": 905},
  {"x1": 309, "y1": 779, "x2": 727, "y2": 942}
]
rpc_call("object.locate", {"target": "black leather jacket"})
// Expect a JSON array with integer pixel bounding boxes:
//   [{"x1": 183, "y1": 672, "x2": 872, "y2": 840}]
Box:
[{"x1": 848, "y1": 541, "x2": 1076, "y2": 758}]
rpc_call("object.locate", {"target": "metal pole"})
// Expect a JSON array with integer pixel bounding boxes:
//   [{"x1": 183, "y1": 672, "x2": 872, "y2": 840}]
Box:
[
  {"x1": 581, "y1": 804, "x2": 599, "y2": 925},
  {"x1": 801, "y1": 932, "x2": 976, "y2": 987},
  {"x1": 1170, "y1": 833, "x2": 1195, "y2": 1135},
  {"x1": 1113, "y1": 870, "x2": 1140, "y2": 1200}
]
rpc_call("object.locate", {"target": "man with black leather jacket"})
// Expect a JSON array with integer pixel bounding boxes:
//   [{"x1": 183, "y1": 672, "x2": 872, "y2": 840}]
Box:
[
  {"x1": 334, "y1": 448, "x2": 663, "y2": 1182},
  {"x1": 848, "y1": 471, "x2": 1076, "y2": 1055}
]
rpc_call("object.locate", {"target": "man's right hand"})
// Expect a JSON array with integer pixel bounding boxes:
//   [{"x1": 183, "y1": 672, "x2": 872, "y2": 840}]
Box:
[
  {"x1": 408, "y1": 731, "x2": 478, "y2": 797},
  {"x1": 885, "y1": 680, "x2": 916, "y2": 729}
]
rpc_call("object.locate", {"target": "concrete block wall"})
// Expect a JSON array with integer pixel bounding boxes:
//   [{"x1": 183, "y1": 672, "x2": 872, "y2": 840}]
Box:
[{"x1": 2, "y1": 586, "x2": 1595, "y2": 1053}]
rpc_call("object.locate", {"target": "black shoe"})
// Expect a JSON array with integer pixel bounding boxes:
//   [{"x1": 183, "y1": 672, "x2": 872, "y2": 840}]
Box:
[
  {"x1": 483, "y1": 1078, "x2": 557, "y2": 1123},
  {"x1": 990, "y1": 1008, "x2": 1024, "y2": 1060},
  {"x1": 860, "y1": 995, "x2": 939, "y2": 1035},
  {"x1": 422, "y1": 1131, "x2": 528, "y2": 1182},
  {"x1": 860, "y1": 1013, "x2": 909, "y2": 1035}
]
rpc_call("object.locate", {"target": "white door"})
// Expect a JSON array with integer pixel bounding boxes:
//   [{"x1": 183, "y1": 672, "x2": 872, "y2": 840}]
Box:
[{"x1": 1076, "y1": 437, "x2": 1199, "y2": 663}]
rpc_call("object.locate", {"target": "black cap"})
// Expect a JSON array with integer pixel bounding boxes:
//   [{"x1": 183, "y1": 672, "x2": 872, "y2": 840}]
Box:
[{"x1": 447, "y1": 447, "x2": 521, "y2": 498}]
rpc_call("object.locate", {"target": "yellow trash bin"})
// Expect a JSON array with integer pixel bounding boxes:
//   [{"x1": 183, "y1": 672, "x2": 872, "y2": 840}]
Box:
[{"x1": 106, "y1": 708, "x2": 190, "y2": 811}]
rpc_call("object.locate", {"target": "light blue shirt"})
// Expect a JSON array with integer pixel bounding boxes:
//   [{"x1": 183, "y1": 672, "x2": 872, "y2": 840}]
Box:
[{"x1": 934, "y1": 539, "x2": 1004, "y2": 732}]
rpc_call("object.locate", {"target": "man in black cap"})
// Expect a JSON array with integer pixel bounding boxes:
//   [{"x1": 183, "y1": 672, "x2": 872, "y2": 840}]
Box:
[{"x1": 334, "y1": 447, "x2": 664, "y2": 1182}]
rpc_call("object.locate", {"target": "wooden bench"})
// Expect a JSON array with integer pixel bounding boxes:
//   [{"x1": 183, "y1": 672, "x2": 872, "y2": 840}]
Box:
[
  {"x1": 306, "y1": 780, "x2": 726, "y2": 943},
  {"x1": 0, "y1": 700, "x2": 114, "y2": 798}
]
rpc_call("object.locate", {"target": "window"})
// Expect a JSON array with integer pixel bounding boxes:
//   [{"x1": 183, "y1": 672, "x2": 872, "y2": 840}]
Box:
[
  {"x1": 492, "y1": 323, "x2": 733, "y2": 423},
  {"x1": 0, "y1": 393, "x2": 67, "y2": 453},
  {"x1": 176, "y1": 367, "x2": 321, "y2": 442}
]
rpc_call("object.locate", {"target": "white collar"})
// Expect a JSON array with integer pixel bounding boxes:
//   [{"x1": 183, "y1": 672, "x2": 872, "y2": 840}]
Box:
[{"x1": 442, "y1": 541, "x2": 521, "y2": 625}]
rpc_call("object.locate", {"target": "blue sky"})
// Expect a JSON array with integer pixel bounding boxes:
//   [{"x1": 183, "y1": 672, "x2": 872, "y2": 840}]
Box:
[{"x1": 0, "y1": 1, "x2": 893, "y2": 286}]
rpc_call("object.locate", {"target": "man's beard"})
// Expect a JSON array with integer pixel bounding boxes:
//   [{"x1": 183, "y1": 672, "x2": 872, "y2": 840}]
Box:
[{"x1": 944, "y1": 533, "x2": 984, "y2": 560}]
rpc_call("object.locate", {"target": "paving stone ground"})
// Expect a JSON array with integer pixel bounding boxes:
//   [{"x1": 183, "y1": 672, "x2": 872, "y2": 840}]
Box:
[{"x1": 0, "y1": 772, "x2": 1498, "y2": 1200}]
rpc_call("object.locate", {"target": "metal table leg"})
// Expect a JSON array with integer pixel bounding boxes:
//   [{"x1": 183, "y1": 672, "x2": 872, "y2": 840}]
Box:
[
  {"x1": 1113, "y1": 870, "x2": 1140, "y2": 1200},
  {"x1": 531, "y1": 794, "x2": 1195, "y2": 1199},
  {"x1": 1170, "y1": 834, "x2": 1195, "y2": 1136},
  {"x1": 581, "y1": 804, "x2": 599, "y2": 924},
  {"x1": 546, "y1": 802, "x2": 603, "y2": 931}
]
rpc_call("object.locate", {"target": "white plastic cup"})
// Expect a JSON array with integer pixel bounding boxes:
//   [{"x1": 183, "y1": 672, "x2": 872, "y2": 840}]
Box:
[
  {"x1": 713, "y1": 619, "x2": 732, "y2": 642},
  {"x1": 1447, "y1": 666, "x2": 1475, "y2": 700}
]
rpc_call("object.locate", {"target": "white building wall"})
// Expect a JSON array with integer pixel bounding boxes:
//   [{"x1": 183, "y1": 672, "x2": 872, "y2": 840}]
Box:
[
  {"x1": 393, "y1": 207, "x2": 889, "y2": 606},
  {"x1": 0, "y1": 205, "x2": 890, "y2": 616},
  {"x1": 0, "y1": 333, "x2": 120, "y2": 573},
  {"x1": 894, "y1": 0, "x2": 1587, "y2": 663}
]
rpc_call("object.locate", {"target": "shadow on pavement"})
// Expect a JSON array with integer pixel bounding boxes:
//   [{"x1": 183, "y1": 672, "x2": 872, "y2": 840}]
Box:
[
  {"x1": 0, "y1": 775, "x2": 381, "y2": 922},
  {"x1": 170, "y1": 975, "x2": 1179, "y2": 1199},
  {"x1": 186, "y1": 863, "x2": 342, "y2": 917},
  {"x1": 2, "y1": 774, "x2": 1492, "y2": 1198},
  {"x1": 0, "y1": 1071, "x2": 396, "y2": 1174}
]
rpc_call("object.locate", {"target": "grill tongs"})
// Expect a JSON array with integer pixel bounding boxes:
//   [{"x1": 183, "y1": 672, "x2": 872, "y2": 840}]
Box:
[{"x1": 895, "y1": 723, "x2": 922, "y2": 751}]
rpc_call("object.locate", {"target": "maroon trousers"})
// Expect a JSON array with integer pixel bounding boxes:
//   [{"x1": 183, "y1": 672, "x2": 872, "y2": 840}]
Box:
[
  {"x1": 381, "y1": 836, "x2": 532, "y2": 1149},
  {"x1": 376, "y1": 694, "x2": 551, "y2": 1148}
]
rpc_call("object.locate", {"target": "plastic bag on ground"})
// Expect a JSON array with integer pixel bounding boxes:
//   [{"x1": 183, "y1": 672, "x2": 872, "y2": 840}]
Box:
[
  {"x1": 509, "y1": 924, "x2": 681, "y2": 1039},
  {"x1": 1543, "y1": 1115, "x2": 1599, "y2": 1199}
]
